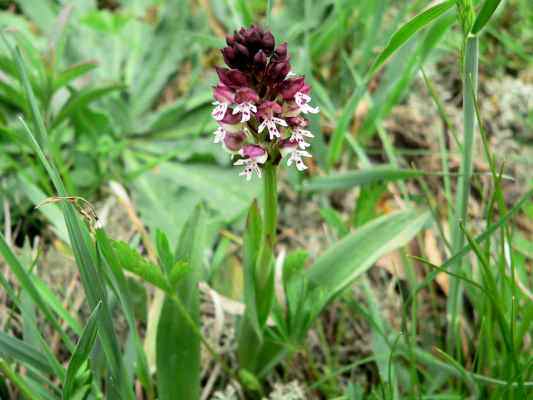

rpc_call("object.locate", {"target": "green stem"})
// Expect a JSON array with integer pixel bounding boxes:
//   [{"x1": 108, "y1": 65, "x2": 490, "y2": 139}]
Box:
[
  {"x1": 263, "y1": 163, "x2": 278, "y2": 247},
  {"x1": 447, "y1": 33, "x2": 478, "y2": 354}
]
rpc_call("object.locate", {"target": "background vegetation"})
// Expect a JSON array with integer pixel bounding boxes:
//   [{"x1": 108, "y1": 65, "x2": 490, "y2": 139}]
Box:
[{"x1": 0, "y1": 0, "x2": 532, "y2": 399}]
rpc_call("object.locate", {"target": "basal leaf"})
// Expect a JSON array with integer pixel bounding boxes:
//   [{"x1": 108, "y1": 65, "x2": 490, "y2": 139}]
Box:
[{"x1": 306, "y1": 209, "x2": 430, "y2": 301}]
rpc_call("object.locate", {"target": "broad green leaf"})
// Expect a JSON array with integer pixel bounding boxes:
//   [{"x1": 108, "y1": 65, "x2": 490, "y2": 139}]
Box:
[
  {"x1": 471, "y1": 0, "x2": 502, "y2": 34},
  {"x1": 243, "y1": 200, "x2": 263, "y2": 334},
  {"x1": 63, "y1": 302, "x2": 102, "y2": 400},
  {"x1": 14, "y1": 0, "x2": 57, "y2": 34},
  {"x1": 369, "y1": 0, "x2": 456, "y2": 76},
  {"x1": 306, "y1": 209, "x2": 430, "y2": 300},
  {"x1": 130, "y1": 161, "x2": 259, "y2": 244},
  {"x1": 52, "y1": 83, "x2": 123, "y2": 128},
  {"x1": 237, "y1": 201, "x2": 264, "y2": 370},
  {"x1": 304, "y1": 166, "x2": 424, "y2": 191},
  {"x1": 157, "y1": 205, "x2": 206, "y2": 400}
]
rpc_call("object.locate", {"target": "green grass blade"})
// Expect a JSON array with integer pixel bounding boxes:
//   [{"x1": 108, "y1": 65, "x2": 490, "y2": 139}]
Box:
[
  {"x1": 0, "y1": 332, "x2": 53, "y2": 376},
  {"x1": 368, "y1": 0, "x2": 456, "y2": 76},
  {"x1": 0, "y1": 358, "x2": 43, "y2": 400},
  {"x1": 471, "y1": 0, "x2": 503, "y2": 34},
  {"x1": 1, "y1": 38, "x2": 47, "y2": 147},
  {"x1": 0, "y1": 232, "x2": 75, "y2": 351},
  {"x1": 63, "y1": 302, "x2": 101, "y2": 400},
  {"x1": 326, "y1": 84, "x2": 366, "y2": 169},
  {"x1": 95, "y1": 230, "x2": 155, "y2": 399}
]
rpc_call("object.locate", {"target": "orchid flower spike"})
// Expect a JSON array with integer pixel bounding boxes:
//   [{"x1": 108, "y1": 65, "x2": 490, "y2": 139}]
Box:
[{"x1": 211, "y1": 25, "x2": 320, "y2": 179}]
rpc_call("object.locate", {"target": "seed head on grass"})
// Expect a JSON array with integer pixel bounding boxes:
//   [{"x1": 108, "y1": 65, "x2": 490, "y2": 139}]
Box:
[{"x1": 212, "y1": 25, "x2": 319, "y2": 180}]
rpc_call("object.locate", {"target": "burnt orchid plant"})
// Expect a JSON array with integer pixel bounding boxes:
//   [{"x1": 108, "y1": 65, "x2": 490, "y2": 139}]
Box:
[
  {"x1": 212, "y1": 25, "x2": 330, "y2": 384},
  {"x1": 210, "y1": 25, "x2": 325, "y2": 380}
]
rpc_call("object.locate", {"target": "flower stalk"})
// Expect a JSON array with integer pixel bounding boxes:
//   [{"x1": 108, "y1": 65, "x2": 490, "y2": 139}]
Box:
[{"x1": 262, "y1": 162, "x2": 278, "y2": 247}]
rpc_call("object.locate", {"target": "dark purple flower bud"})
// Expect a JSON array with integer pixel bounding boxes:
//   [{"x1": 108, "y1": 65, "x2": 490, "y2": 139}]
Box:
[
  {"x1": 280, "y1": 77, "x2": 305, "y2": 100},
  {"x1": 226, "y1": 35, "x2": 236, "y2": 46},
  {"x1": 235, "y1": 87, "x2": 259, "y2": 104},
  {"x1": 248, "y1": 29, "x2": 262, "y2": 46},
  {"x1": 213, "y1": 83, "x2": 234, "y2": 103},
  {"x1": 221, "y1": 47, "x2": 238, "y2": 68},
  {"x1": 224, "y1": 132, "x2": 246, "y2": 152},
  {"x1": 253, "y1": 50, "x2": 267, "y2": 70},
  {"x1": 216, "y1": 67, "x2": 249, "y2": 89},
  {"x1": 235, "y1": 43, "x2": 250, "y2": 58},
  {"x1": 267, "y1": 61, "x2": 290, "y2": 82},
  {"x1": 261, "y1": 31, "x2": 275, "y2": 54},
  {"x1": 273, "y1": 42, "x2": 288, "y2": 61}
]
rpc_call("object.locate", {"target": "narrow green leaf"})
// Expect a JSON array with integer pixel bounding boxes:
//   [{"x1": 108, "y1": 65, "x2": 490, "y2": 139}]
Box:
[
  {"x1": 320, "y1": 207, "x2": 349, "y2": 237},
  {"x1": 304, "y1": 166, "x2": 424, "y2": 191},
  {"x1": 369, "y1": 0, "x2": 456, "y2": 76},
  {"x1": 352, "y1": 182, "x2": 387, "y2": 227},
  {"x1": 0, "y1": 332, "x2": 53, "y2": 375},
  {"x1": 155, "y1": 229, "x2": 174, "y2": 275},
  {"x1": 110, "y1": 240, "x2": 171, "y2": 292},
  {"x1": 53, "y1": 61, "x2": 98, "y2": 91},
  {"x1": 326, "y1": 84, "x2": 365, "y2": 169},
  {"x1": 471, "y1": 0, "x2": 503, "y2": 34},
  {"x1": 63, "y1": 302, "x2": 102, "y2": 400},
  {"x1": 306, "y1": 209, "x2": 430, "y2": 300}
]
